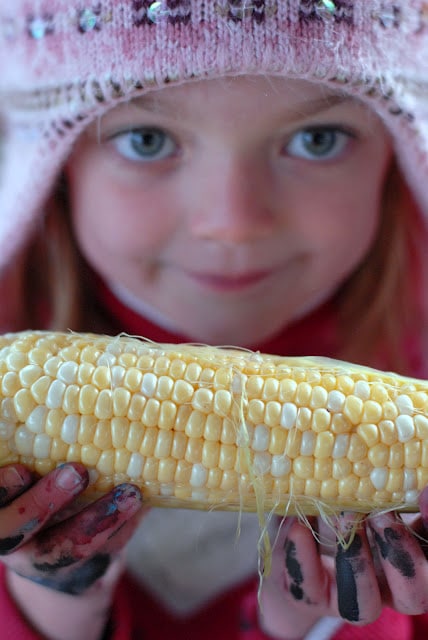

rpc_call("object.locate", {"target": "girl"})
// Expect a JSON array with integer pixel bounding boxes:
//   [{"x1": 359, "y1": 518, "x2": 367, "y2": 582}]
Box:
[{"x1": 0, "y1": 1, "x2": 428, "y2": 639}]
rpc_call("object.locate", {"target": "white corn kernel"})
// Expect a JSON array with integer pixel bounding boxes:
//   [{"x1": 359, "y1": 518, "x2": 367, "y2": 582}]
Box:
[
  {"x1": 141, "y1": 372, "x2": 157, "y2": 397},
  {"x1": 33, "y1": 433, "x2": 52, "y2": 458},
  {"x1": 280, "y1": 403, "x2": 297, "y2": 429},
  {"x1": 57, "y1": 361, "x2": 79, "y2": 384},
  {"x1": 271, "y1": 455, "x2": 291, "y2": 477},
  {"x1": 396, "y1": 395, "x2": 414, "y2": 415},
  {"x1": 61, "y1": 414, "x2": 80, "y2": 444},
  {"x1": 300, "y1": 431, "x2": 316, "y2": 456},
  {"x1": 190, "y1": 463, "x2": 208, "y2": 487},
  {"x1": 370, "y1": 467, "x2": 388, "y2": 490},
  {"x1": 354, "y1": 380, "x2": 370, "y2": 400},
  {"x1": 395, "y1": 415, "x2": 415, "y2": 443},
  {"x1": 26, "y1": 406, "x2": 48, "y2": 434},
  {"x1": 327, "y1": 390, "x2": 346, "y2": 412},
  {"x1": 252, "y1": 424, "x2": 269, "y2": 451},
  {"x1": 127, "y1": 452, "x2": 145, "y2": 479}
]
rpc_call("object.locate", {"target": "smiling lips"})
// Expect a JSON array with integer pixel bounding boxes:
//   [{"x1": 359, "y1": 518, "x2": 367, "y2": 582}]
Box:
[{"x1": 185, "y1": 268, "x2": 274, "y2": 291}]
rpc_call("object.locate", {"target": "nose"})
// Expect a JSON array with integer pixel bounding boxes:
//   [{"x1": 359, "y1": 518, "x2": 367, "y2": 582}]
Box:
[{"x1": 187, "y1": 155, "x2": 278, "y2": 243}]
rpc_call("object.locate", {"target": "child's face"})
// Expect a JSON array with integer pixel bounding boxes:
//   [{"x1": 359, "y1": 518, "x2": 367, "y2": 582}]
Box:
[{"x1": 67, "y1": 76, "x2": 392, "y2": 345}]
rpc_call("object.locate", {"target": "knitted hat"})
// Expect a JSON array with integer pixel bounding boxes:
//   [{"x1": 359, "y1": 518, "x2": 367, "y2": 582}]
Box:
[{"x1": 0, "y1": 0, "x2": 428, "y2": 273}]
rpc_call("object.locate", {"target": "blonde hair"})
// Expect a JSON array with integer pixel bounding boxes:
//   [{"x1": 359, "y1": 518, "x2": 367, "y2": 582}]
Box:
[
  {"x1": 337, "y1": 162, "x2": 425, "y2": 372},
  {"x1": 8, "y1": 162, "x2": 425, "y2": 375}
]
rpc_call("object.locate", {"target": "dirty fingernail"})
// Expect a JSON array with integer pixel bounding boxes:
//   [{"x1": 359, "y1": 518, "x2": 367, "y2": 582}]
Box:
[
  {"x1": 113, "y1": 485, "x2": 142, "y2": 513},
  {"x1": 55, "y1": 465, "x2": 85, "y2": 492},
  {"x1": 419, "y1": 488, "x2": 428, "y2": 528},
  {"x1": 3, "y1": 466, "x2": 28, "y2": 488}
]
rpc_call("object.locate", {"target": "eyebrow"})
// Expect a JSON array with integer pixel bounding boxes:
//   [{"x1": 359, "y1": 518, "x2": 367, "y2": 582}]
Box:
[
  {"x1": 287, "y1": 94, "x2": 354, "y2": 120},
  {"x1": 130, "y1": 91, "x2": 353, "y2": 122}
]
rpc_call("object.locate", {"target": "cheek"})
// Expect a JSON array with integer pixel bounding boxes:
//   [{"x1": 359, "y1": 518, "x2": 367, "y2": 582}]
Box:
[
  {"x1": 301, "y1": 141, "x2": 391, "y2": 257},
  {"x1": 304, "y1": 183, "x2": 383, "y2": 275},
  {"x1": 68, "y1": 168, "x2": 174, "y2": 259}
]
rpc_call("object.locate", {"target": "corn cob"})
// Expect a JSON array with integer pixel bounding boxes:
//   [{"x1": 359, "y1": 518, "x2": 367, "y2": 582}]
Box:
[{"x1": 0, "y1": 330, "x2": 427, "y2": 516}]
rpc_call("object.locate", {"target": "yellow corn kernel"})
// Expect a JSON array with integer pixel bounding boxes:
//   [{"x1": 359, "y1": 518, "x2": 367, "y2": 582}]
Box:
[
  {"x1": 50, "y1": 438, "x2": 69, "y2": 461},
  {"x1": 127, "y1": 394, "x2": 146, "y2": 422},
  {"x1": 154, "y1": 430, "x2": 173, "y2": 459},
  {"x1": 221, "y1": 419, "x2": 236, "y2": 445},
  {"x1": 185, "y1": 438, "x2": 203, "y2": 464},
  {"x1": 97, "y1": 450, "x2": 115, "y2": 476},
  {"x1": 126, "y1": 421, "x2": 144, "y2": 452},
  {"x1": 368, "y1": 442, "x2": 390, "y2": 467},
  {"x1": 293, "y1": 456, "x2": 314, "y2": 479},
  {"x1": 140, "y1": 426, "x2": 158, "y2": 457},
  {"x1": 314, "y1": 459, "x2": 332, "y2": 481},
  {"x1": 115, "y1": 448, "x2": 131, "y2": 474},
  {"x1": 78, "y1": 416, "x2": 97, "y2": 445},
  {"x1": 110, "y1": 417, "x2": 129, "y2": 449},
  {"x1": 81, "y1": 443, "x2": 101, "y2": 467},
  {"x1": 202, "y1": 441, "x2": 220, "y2": 469},
  {"x1": 314, "y1": 432, "x2": 334, "y2": 458},
  {"x1": 203, "y1": 413, "x2": 222, "y2": 441},
  {"x1": 158, "y1": 457, "x2": 176, "y2": 483},
  {"x1": 79, "y1": 385, "x2": 98, "y2": 415},
  {"x1": 159, "y1": 400, "x2": 177, "y2": 430},
  {"x1": 94, "y1": 420, "x2": 113, "y2": 450},
  {"x1": 357, "y1": 423, "x2": 379, "y2": 448}
]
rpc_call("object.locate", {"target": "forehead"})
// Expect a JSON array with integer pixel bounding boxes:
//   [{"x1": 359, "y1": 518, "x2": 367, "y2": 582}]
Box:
[
  {"x1": 130, "y1": 75, "x2": 351, "y2": 117},
  {"x1": 90, "y1": 73, "x2": 384, "y2": 145}
]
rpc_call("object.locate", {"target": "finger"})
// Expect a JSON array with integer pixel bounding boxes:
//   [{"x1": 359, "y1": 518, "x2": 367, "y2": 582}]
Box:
[
  {"x1": 0, "y1": 463, "x2": 88, "y2": 554},
  {"x1": 283, "y1": 518, "x2": 333, "y2": 607},
  {"x1": 334, "y1": 513, "x2": 382, "y2": 625},
  {"x1": 259, "y1": 518, "x2": 337, "y2": 639},
  {"x1": 11, "y1": 484, "x2": 144, "y2": 595},
  {"x1": 401, "y1": 489, "x2": 428, "y2": 558},
  {"x1": 418, "y1": 486, "x2": 428, "y2": 559},
  {"x1": 369, "y1": 511, "x2": 428, "y2": 614},
  {"x1": 0, "y1": 464, "x2": 34, "y2": 506},
  {"x1": 420, "y1": 484, "x2": 428, "y2": 527}
]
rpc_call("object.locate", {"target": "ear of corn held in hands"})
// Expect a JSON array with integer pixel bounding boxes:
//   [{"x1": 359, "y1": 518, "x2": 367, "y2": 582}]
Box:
[{"x1": 0, "y1": 331, "x2": 427, "y2": 515}]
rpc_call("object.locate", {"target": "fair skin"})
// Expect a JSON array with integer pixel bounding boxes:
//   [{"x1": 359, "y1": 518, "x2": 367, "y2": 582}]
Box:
[
  {"x1": 2, "y1": 76, "x2": 428, "y2": 640},
  {"x1": 67, "y1": 75, "x2": 392, "y2": 345}
]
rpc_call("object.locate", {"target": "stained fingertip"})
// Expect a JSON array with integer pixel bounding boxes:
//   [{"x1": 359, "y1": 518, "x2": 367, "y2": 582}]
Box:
[
  {"x1": 369, "y1": 517, "x2": 417, "y2": 580},
  {"x1": 335, "y1": 533, "x2": 363, "y2": 622},
  {"x1": 283, "y1": 536, "x2": 305, "y2": 601},
  {"x1": 54, "y1": 464, "x2": 89, "y2": 494},
  {"x1": 113, "y1": 484, "x2": 143, "y2": 514},
  {"x1": 1, "y1": 465, "x2": 33, "y2": 487},
  {"x1": 418, "y1": 486, "x2": 428, "y2": 526},
  {"x1": 0, "y1": 465, "x2": 34, "y2": 506}
]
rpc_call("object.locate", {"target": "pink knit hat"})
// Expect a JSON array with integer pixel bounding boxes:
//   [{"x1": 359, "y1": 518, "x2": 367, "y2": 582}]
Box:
[{"x1": 1, "y1": 0, "x2": 428, "y2": 272}]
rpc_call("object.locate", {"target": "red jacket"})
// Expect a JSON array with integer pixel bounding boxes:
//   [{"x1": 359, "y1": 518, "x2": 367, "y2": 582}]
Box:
[
  {"x1": 1, "y1": 564, "x2": 428, "y2": 640},
  {"x1": 1, "y1": 282, "x2": 428, "y2": 639}
]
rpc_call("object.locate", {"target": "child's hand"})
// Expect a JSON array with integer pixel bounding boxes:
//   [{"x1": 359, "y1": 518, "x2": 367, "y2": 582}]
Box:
[
  {"x1": 259, "y1": 487, "x2": 428, "y2": 640},
  {"x1": 0, "y1": 463, "x2": 143, "y2": 593},
  {"x1": 0, "y1": 463, "x2": 144, "y2": 640}
]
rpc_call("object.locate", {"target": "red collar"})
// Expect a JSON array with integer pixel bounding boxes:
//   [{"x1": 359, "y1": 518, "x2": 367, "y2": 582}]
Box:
[{"x1": 96, "y1": 279, "x2": 339, "y2": 357}]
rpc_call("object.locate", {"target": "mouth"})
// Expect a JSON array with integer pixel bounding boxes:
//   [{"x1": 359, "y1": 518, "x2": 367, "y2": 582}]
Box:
[{"x1": 183, "y1": 269, "x2": 274, "y2": 292}]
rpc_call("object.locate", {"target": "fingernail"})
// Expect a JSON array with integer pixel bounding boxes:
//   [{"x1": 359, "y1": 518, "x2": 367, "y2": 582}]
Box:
[
  {"x1": 55, "y1": 465, "x2": 85, "y2": 492},
  {"x1": 3, "y1": 466, "x2": 28, "y2": 488},
  {"x1": 113, "y1": 485, "x2": 142, "y2": 513},
  {"x1": 419, "y1": 488, "x2": 428, "y2": 528},
  {"x1": 368, "y1": 512, "x2": 394, "y2": 530},
  {"x1": 335, "y1": 512, "x2": 364, "y2": 536}
]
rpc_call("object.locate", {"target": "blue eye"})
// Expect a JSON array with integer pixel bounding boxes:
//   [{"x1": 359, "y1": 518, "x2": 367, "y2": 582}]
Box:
[
  {"x1": 111, "y1": 128, "x2": 176, "y2": 162},
  {"x1": 286, "y1": 127, "x2": 351, "y2": 161}
]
